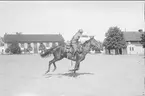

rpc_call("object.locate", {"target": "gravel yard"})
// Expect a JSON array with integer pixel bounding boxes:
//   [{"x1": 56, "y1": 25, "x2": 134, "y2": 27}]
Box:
[{"x1": 0, "y1": 54, "x2": 144, "y2": 96}]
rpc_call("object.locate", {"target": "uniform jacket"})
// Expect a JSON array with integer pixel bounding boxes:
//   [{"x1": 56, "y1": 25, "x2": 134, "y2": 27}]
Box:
[{"x1": 70, "y1": 32, "x2": 83, "y2": 44}]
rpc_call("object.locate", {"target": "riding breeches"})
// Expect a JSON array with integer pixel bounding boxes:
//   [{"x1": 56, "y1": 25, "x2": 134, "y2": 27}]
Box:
[{"x1": 71, "y1": 43, "x2": 78, "y2": 53}]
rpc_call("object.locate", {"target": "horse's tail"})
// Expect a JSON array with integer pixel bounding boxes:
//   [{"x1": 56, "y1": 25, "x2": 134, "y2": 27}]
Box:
[{"x1": 40, "y1": 47, "x2": 56, "y2": 58}]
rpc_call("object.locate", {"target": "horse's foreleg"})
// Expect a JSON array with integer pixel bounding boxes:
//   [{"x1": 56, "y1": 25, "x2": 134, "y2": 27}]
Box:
[
  {"x1": 69, "y1": 61, "x2": 80, "y2": 72},
  {"x1": 75, "y1": 55, "x2": 85, "y2": 71},
  {"x1": 74, "y1": 52, "x2": 81, "y2": 71},
  {"x1": 75, "y1": 58, "x2": 85, "y2": 71},
  {"x1": 76, "y1": 62, "x2": 80, "y2": 70},
  {"x1": 73, "y1": 62, "x2": 79, "y2": 73},
  {"x1": 74, "y1": 61, "x2": 80, "y2": 71}
]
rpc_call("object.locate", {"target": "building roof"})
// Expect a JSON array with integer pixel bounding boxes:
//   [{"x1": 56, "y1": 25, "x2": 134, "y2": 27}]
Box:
[
  {"x1": 123, "y1": 31, "x2": 144, "y2": 41},
  {"x1": 4, "y1": 33, "x2": 65, "y2": 43}
]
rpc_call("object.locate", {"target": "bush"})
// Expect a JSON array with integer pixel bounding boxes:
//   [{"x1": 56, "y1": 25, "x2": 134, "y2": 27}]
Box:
[
  {"x1": 8, "y1": 42, "x2": 21, "y2": 54},
  {"x1": 5, "y1": 47, "x2": 10, "y2": 54}
]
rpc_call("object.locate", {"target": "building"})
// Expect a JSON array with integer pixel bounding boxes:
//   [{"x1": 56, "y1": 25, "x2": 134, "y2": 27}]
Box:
[
  {"x1": 123, "y1": 31, "x2": 144, "y2": 55},
  {"x1": 105, "y1": 31, "x2": 144, "y2": 55},
  {"x1": 3, "y1": 33, "x2": 65, "y2": 54}
]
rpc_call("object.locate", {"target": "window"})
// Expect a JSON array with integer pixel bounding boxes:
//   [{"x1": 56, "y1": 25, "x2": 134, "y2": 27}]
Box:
[
  {"x1": 130, "y1": 47, "x2": 134, "y2": 51},
  {"x1": 130, "y1": 47, "x2": 132, "y2": 51},
  {"x1": 132, "y1": 47, "x2": 134, "y2": 51}
]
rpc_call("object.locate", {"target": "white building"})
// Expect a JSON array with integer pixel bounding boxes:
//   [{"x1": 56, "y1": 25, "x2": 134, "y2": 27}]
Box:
[{"x1": 123, "y1": 31, "x2": 144, "y2": 55}]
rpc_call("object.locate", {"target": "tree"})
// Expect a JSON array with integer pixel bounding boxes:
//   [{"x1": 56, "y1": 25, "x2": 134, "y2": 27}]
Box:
[
  {"x1": 140, "y1": 32, "x2": 145, "y2": 57},
  {"x1": 5, "y1": 47, "x2": 10, "y2": 54},
  {"x1": 7, "y1": 42, "x2": 21, "y2": 54},
  {"x1": 92, "y1": 41, "x2": 103, "y2": 53},
  {"x1": 103, "y1": 26, "x2": 126, "y2": 55},
  {"x1": 140, "y1": 32, "x2": 145, "y2": 48}
]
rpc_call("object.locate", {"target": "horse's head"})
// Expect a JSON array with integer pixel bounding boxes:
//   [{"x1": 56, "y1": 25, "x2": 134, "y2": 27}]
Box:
[
  {"x1": 82, "y1": 36, "x2": 100, "y2": 52},
  {"x1": 89, "y1": 36, "x2": 100, "y2": 49}
]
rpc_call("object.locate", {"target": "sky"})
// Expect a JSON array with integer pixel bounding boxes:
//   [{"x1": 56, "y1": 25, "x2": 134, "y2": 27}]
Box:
[{"x1": 0, "y1": 1, "x2": 144, "y2": 42}]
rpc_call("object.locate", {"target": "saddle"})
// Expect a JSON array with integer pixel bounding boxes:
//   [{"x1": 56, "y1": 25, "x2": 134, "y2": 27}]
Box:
[
  {"x1": 64, "y1": 43, "x2": 83, "y2": 54},
  {"x1": 65, "y1": 44, "x2": 72, "y2": 53}
]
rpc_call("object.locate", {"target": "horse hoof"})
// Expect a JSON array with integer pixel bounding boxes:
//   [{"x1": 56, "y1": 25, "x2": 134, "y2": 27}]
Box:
[
  {"x1": 69, "y1": 69, "x2": 77, "y2": 72},
  {"x1": 69, "y1": 69, "x2": 74, "y2": 71},
  {"x1": 45, "y1": 71, "x2": 49, "y2": 74},
  {"x1": 43, "y1": 74, "x2": 46, "y2": 76},
  {"x1": 44, "y1": 73, "x2": 47, "y2": 75}
]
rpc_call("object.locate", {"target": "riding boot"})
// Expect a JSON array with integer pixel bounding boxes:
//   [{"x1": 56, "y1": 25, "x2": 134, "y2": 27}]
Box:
[{"x1": 73, "y1": 51, "x2": 76, "y2": 57}]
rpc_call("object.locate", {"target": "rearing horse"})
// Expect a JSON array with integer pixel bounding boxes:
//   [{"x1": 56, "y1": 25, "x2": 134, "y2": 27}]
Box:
[{"x1": 40, "y1": 37, "x2": 99, "y2": 74}]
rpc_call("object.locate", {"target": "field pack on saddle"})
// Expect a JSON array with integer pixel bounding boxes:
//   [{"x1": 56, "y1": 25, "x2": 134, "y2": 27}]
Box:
[{"x1": 64, "y1": 42, "x2": 83, "y2": 57}]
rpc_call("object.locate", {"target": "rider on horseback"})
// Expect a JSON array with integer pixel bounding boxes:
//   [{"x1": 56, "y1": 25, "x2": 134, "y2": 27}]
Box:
[{"x1": 70, "y1": 29, "x2": 84, "y2": 57}]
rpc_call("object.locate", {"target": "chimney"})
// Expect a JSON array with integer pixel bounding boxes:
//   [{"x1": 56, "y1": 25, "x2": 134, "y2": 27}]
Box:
[
  {"x1": 138, "y1": 29, "x2": 143, "y2": 32},
  {"x1": 16, "y1": 32, "x2": 22, "y2": 35}
]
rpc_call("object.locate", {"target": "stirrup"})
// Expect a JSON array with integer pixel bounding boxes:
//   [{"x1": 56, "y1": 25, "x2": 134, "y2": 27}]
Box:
[
  {"x1": 72, "y1": 52, "x2": 75, "y2": 57},
  {"x1": 73, "y1": 52, "x2": 76, "y2": 57}
]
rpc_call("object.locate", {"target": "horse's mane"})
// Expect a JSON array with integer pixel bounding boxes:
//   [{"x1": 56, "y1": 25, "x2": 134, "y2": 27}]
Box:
[{"x1": 82, "y1": 38, "x2": 91, "y2": 46}]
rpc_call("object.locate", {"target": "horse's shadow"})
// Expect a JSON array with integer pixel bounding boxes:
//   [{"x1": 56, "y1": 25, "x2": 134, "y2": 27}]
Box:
[{"x1": 45, "y1": 72, "x2": 94, "y2": 78}]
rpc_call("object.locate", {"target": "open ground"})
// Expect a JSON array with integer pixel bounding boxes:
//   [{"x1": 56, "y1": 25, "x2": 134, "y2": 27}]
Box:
[{"x1": 0, "y1": 54, "x2": 144, "y2": 96}]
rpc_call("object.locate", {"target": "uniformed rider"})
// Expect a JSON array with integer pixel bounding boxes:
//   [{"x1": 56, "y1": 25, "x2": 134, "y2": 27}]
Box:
[{"x1": 70, "y1": 29, "x2": 84, "y2": 57}]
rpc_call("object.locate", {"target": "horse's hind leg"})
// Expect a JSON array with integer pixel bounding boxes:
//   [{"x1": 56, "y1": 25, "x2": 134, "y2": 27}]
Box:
[
  {"x1": 52, "y1": 57, "x2": 64, "y2": 72},
  {"x1": 45, "y1": 59, "x2": 55, "y2": 74}
]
